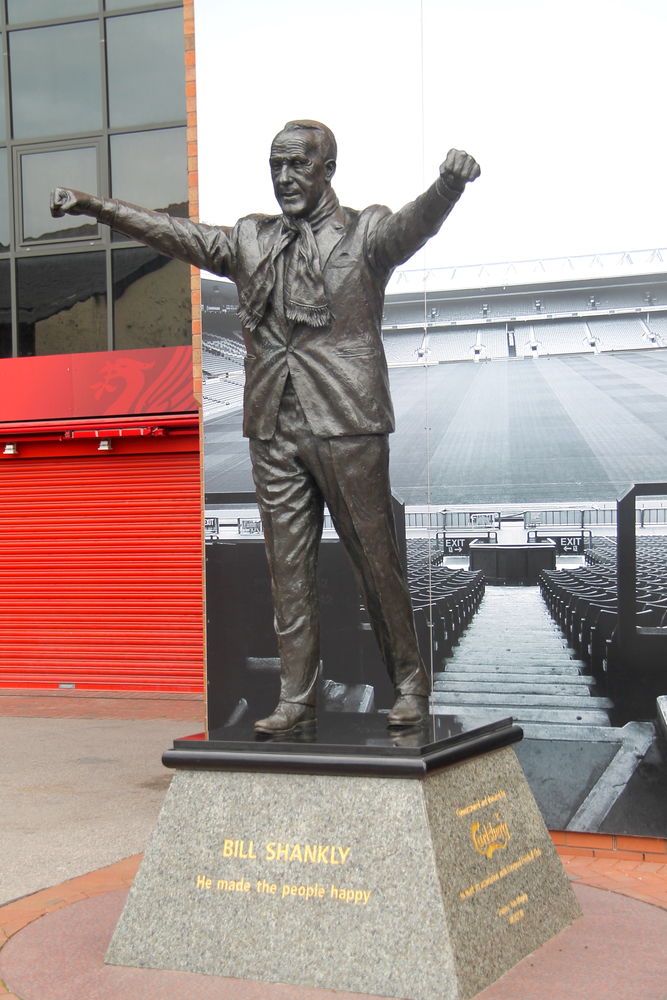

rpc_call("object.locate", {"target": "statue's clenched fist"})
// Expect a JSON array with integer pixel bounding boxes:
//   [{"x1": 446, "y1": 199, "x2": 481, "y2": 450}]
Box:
[
  {"x1": 50, "y1": 187, "x2": 89, "y2": 218},
  {"x1": 439, "y1": 149, "x2": 481, "y2": 193}
]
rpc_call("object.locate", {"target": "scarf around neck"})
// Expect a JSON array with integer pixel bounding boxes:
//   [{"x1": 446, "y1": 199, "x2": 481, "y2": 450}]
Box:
[{"x1": 238, "y1": 189, "x2": 339, "y2": 332}]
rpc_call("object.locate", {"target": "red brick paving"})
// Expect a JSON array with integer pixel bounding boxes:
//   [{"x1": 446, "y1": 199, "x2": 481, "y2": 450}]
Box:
[
  {"x1": 4, "y1": 882, "x2": 664, "y2": 1000},
  {"x1": 0, "y1": 855, "x2": 142, "y2": 994},
  {"x1": 0, "y1": 688, "x2": 204, "y2": 721},
  {"x1": 560, "y1": 852, "x2": 667, "y2": 911},
  {"x1": 1, "y1": 826, "x2": 665, "y2": 997}
]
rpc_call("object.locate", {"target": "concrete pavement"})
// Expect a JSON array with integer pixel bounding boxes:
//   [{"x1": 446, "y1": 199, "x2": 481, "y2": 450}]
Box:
[{"x1": 0, "y1": 690, "x2": 202, "y2": 904}]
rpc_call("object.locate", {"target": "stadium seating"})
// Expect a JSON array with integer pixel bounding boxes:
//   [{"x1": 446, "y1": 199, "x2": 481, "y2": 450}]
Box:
[
  {"x1": 473, "y1": 327, "x2": 509, "y2": 359},
  {"x1": 203, "y1": 335, "x2": 245, "y2": 365},
  {"x1": 201, "y1": 274, "x2": 667, "y2": 377},
  {"x1": 539, "y1": 536, "x2": 667, "y2": 700},
  {"x1": 383, "y1": 285, "x2": 660, "y2": 328},
  {"x1": 202, "y1": 335, "x2": 245, "y2": 418},
  {"x1": 426, "y1": 330, "x2": 478, "y2": 362},
  {"x1": 202, "y1": 353, "x2": 242, "y2": 377},
  {"x1": 530, "y1": 320, "x2": 592, "y2": 355},
  {"x1": 406, "y1": 539, "x2": 485, "y2": 668},
  {"x1": 202, "y1": 382, "x2": 244, "y2": 419},
  {"x1": 379, "y1": 315, "x2": 667, "y2": 366},
  {"x1": 426, "y1": 327, "x2": 509, "y2": 362},
  {"x1": 381, "y1": 329, "x2": 425, "y2": 364},
  {"x1": 383, "y1": 301, "x2": 428, "y2": 326},
  {"x1": 424, "y1": 302, "x2": 493, "y2": 322},
  {"x1": 587, "y1": 316, "x2": 647, "y2": 351},
  {"x1": 646, "y1": 314, "x2": 667, "y2": 342}
]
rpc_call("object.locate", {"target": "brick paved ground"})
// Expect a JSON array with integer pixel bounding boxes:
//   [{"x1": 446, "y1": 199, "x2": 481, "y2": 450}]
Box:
[
  {"x1": 0, "y1": 689, "x2": 205, "y2": 722},
  {"x1": 1, "y1": 688, "x2": 666, "y2": 998}
]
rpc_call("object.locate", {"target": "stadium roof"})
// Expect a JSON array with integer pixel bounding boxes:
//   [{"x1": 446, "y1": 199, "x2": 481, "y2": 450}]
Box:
[{"x1": 387, "y1": 247, "x2": 667, "y2": 295}]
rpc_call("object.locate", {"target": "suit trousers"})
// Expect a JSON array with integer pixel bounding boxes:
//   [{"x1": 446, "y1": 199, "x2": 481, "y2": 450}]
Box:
[{"x1": 249, "y1": 379, "x2": 429, "y2": 706}]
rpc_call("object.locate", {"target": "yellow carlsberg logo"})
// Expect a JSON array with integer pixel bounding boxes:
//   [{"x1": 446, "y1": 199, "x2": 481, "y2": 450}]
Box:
[{"x1": 470, "y1": 814, "x2": 510, "y2": 859}]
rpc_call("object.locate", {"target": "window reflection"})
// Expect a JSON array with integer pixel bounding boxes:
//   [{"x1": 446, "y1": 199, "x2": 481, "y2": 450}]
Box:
[
  {"x1": 0, "y1": 150, "x2": 10, "y2": 251},
  {"x1": 0, "y1": 50, "x2": 6, "y2": 143},
  {"x1": 20, "y1": 145, "x2": 99, "y2": 243},
  {"x1": 106, "y1": 8, "x2": 186, "y2": 128},
  {"x1": 112, "y1": 246, "x2": 190, "y2": 349},
  {"x1": 110, "y1": 127, "x2": 187, "y2": 241},
  {"x1": 17, "y1": 252, "x2": 107, "y2": 356},
  {"x1": 10, "y1": 21, "x2": 102, "y2": 140},
  {"x1": 0, "y1": 261, "x2": 11, "y2": 357},
  {"x1": 7, "y1": 0, "x2": 97, "y2": 22},
  {"x1": 3, "y1": 5, "x2": 189, "y2": 360}
]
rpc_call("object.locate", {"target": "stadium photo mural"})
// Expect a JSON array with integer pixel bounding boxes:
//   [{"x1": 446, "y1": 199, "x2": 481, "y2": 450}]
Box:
[{"x1": 195, "y1": 0, "x2": 667, "y2": 838}]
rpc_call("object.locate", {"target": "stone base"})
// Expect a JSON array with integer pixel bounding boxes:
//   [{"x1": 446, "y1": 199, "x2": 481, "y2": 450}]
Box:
[{"x1": 106, "y1": 745, "x2": 580, "y2": 1000}]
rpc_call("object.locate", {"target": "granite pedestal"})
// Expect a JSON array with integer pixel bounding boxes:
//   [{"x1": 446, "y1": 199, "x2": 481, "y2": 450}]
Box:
[{"x1": 106, "y1": 714, "x2": 580, "y2": 1000}]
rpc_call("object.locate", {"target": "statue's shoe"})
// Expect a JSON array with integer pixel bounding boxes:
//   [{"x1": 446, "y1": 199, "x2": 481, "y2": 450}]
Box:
[
  {"x1": 253, "y1": 701, "x2": 316, "y2": 734},
  {"x1": 387, "y1": 694, "x2": 429, "y2": 727}
]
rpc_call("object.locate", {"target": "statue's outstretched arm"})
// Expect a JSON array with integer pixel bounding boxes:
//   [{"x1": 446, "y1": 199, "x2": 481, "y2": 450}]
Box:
[
  {"x1": 369, "y1": 149, "x2": 480, "y2": 273},
  {"x1": 50, "y1": 187, "x2": 234, "y2": 277}
]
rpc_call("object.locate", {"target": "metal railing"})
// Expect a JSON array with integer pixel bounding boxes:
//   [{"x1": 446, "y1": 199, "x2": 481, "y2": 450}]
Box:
[{"x1": 617, "y1": 483, "x2": 667, "y2": 648}]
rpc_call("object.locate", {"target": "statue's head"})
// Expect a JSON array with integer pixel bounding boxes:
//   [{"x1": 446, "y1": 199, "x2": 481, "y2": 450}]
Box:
[{"x1": 269, "y1": 120, "x2": 337, "y2": 217}]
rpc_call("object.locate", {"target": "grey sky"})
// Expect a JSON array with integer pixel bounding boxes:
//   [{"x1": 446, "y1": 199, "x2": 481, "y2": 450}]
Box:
[{"x1": 194, "y1": 0, "x2": 666, "y2": 273}]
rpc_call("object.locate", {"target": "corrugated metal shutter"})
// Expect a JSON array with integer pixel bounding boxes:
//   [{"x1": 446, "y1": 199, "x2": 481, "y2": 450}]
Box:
[{"x1": 0, "y1": 449, "x2": 204, "y2": 691}]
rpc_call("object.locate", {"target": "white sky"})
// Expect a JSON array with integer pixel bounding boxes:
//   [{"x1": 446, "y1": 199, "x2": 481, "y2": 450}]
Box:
[{"x1": 194, "y1": 0, "x2": 666, "y2": 272}]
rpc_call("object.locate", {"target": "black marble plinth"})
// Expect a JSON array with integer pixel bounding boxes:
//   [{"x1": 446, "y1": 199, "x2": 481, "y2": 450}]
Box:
[{"x1": 163, "y1": 712, "x2": 522, "y2": 777}]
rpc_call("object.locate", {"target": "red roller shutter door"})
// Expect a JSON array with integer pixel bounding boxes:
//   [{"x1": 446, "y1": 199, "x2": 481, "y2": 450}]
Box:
[{"x1": 0, "y1": 449, "x2": 204, "y2": 691}]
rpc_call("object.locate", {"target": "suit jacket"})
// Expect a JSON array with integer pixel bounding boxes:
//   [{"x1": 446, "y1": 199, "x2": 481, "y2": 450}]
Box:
[{"x1": 98, "y1": 179, "x2": 461, "y2": 439}]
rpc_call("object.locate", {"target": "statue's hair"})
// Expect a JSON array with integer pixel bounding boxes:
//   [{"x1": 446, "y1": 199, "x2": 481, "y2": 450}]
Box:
[{"x1": 276, "y1": 120, "x2": 337, "y2": 163}]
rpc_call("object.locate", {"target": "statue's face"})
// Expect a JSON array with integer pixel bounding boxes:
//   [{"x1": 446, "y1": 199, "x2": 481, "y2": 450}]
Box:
[{"x1": 269, "y1": 131, "x2": 334, "y2": 217}]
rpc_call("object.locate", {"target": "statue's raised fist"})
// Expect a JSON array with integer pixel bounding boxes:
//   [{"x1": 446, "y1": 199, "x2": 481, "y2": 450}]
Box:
[
  {"x1": 439, "y1": 149, "x2": 481, "y2": 193},
  {"x1": 50, "y1": 187, "x2": 87, "y2": 218}
]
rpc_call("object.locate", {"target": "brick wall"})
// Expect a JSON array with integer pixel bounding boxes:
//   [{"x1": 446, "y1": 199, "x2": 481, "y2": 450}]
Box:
[
  {"x1": 552, "y1": 830, "x2": 667, "y2": 864},
  {"x1": 183, "y1": 0, "x2": 201, "y2": 407},
  {"x1": 182, "y1": 0, "x2": 206, "y2": 605}
]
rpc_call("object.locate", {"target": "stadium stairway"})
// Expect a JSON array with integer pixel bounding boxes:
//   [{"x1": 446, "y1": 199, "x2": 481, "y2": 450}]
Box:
[
  {"x1": 429, "y1": 585, "x2": 661, "y2": 833},
  {"x1": 430, "y1": 586, "x2": 614, "y2": 734}
]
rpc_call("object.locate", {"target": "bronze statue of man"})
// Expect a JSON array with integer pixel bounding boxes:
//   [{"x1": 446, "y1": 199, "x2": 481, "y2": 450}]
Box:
[{"x1": 51, "y1": 120, "x2": 480, "y2": 734}]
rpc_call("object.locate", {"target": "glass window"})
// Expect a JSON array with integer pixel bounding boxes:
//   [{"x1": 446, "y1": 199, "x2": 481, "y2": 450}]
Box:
[
  {"x1": 106, "y1": 8, "x2": 186, "y2": 127},
  {"x1": 0, "y1": 150, "x2": 10, "y2": 251},
  {"x1": 0, "y1": 261, "x2": 11, "y2": 357},
  {"x1": 0, "y1": 49, "x2": 6, "y2": 143},
  {"x1": 104, "y1": 0, "x2": 143, "y2": 8},
  {"x1": 112, "y1": 246, "x2": 190, "y2": 349},
  {"x1": 110, "y1": 127, "x2": 187, "y2": 240},
  {"x1": 10, "y1": 21, "x2": 102, "y2": 140},
  {"x1": 17, "y1": 252, "x2": 107, "y2": 356},
  {"x1": 20, "y1": 145, "x2": 99, "y2": 244},
  {"x1": 7, "y1": 0, "x2": 98, "y2": 22}
]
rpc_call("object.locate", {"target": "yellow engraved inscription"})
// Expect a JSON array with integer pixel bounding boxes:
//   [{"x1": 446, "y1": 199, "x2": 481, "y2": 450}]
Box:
[
  {"x1": 195, "y1": 873, "x2": 251, "y2": 893},
  {"x1": 264, "y1": 842, "x2": 351, "y2": 864},
  {"x1": 220, "y1": 837, "x2": 352, "y2": 865},
  {"x1": 222, "y1": 839, "x2": 257, "y2": 859},
  {"x1": 456, "y1": 790, "x2": 507, "y2": 817},
  {"x1": 498, "y1": 891, "x2": 528, "y2": 925},
  {"x1": 458, "y1": 847, "x2": 542, "y2": 901},
  {"x1": 471, "y1": 813, "x2": 510, "y2": 859},
  {"x1": 207, "y1": 834, "x2": 366, "y2": 904},
  {"x1": 195, "y1": 874, "x2": 371, "y2": 905}
]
